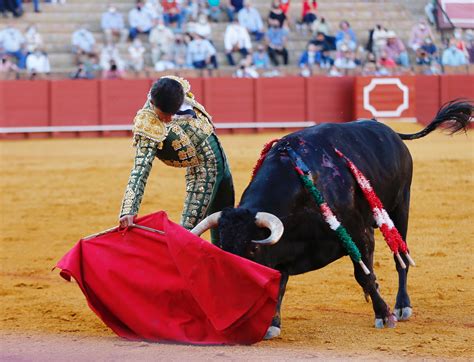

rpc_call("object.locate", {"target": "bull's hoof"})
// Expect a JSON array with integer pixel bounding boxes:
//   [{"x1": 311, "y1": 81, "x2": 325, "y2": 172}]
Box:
[
  {"x1": 393, "y1": 307, "x2": 412, "y2": 321},
  {"x1": 264, "y1": 326, "x2": 281, "y2": 340},
  {"x1": 374, "y1": 314, "x2": 397, "y2": 329}
]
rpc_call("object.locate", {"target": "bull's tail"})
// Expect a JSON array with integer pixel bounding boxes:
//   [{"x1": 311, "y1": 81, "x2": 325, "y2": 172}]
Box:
[{"x1": 397, "y1": 99, "x2": 473, "y2": 140}]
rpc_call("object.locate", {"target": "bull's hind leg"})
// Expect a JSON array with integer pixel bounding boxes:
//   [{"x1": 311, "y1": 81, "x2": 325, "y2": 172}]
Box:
[
  {"x1": 352, "y1": 227, "x2": 397, "y2": 328},
  {"x1": 390, "y1": 190, "x2": 412, "y2": 321}
]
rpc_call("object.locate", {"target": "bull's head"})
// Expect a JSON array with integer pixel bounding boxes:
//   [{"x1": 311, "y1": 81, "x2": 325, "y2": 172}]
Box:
[{"x1": 191, "y1": 208, "x2": 284, "y2": 259}]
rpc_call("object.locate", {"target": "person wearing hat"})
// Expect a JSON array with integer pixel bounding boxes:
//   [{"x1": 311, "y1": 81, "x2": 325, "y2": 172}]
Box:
[
  {"x1": 118, "y1": 76, "x2": 234, "y2": 242},
  {"x1": 384, "y1": 30, "x2": 410, "y2": 68}
]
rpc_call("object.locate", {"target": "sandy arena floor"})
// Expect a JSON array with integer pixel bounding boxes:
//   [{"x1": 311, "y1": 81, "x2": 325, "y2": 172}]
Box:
[{"x1": 1, "y1": 122, "x2": 473, "y2": 360}]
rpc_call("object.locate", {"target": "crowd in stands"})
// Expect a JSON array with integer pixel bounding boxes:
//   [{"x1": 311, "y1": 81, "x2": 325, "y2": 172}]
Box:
[{"x1": 1, "y1": 0, "x2": 474, "y2": 80}]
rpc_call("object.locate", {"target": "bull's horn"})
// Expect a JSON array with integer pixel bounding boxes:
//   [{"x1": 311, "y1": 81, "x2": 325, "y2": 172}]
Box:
[
  {"x1": 190, "y1": 212, "x2": 222, "y2": 236},
  {"x1": 252, "y1": 212, "x2": 284, "y2": 245}
]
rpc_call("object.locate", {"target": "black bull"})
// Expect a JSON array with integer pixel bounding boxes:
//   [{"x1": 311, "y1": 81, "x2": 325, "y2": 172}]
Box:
[{"x1": 204, "y1": 100, "x2": 472, "y2": 336}]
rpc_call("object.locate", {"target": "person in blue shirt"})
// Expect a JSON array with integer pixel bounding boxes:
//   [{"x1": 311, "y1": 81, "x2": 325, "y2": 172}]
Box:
[
  {"x1": 335, "y1": 20, "x2": 357, "y2": 51},
  {"x1": 442, "y1": 38, "x2": 468, "y2": 67}
]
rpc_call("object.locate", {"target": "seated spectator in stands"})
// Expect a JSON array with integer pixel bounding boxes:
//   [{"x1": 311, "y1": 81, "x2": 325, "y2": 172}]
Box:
[
  {"x1": 372, "y1": 24, "x2": 388, "y2": 56},
  {"x1": 442, "y1": 38, "x2": 468, "y2": 67},
  {"x1": 207, "y1": 0, "x2": 221, "y2": 22},
  {"x1": 409, "y1": 19, "x2": 433, "y2": 51},
  {"x1": 238, "y1": 0, "x2": 264, "y2": 41},
  {"x1": 252, "y1": 44, "x2": 270, "y2": 69},
  {"x1": 153, "y1": 54, "x2": 176, "y2": 71},
  {"x1": 226, "y1": 0, "x2": 244, "y2": 22},
  {"x1": 149, "y1": 19, "x2": 175, "y2": 64},
  {"x1": 465, "y1": 30, "x2": 474, "y2": 63},
  {"x1": 1, "y1": 0, "x2": 22, "y2": 17},
  {"x1": 335, "y1": 20, "x2": 357, "y2": 51},
  {"x1": 311, "y1": 16, "x2": 329, "y2": 36},
  {"x1": 328, "y1": 65, "x2": 342, "y2": 77},
  {"x1": 127, "y1": 38, "x2": 146, "y2": 73},
  {"x1": 102, "y1": 60, "x2": 125, "y2": 79},
  {"x1": 25, "y1": 24, "x2": 43, "y2": 54},
  {"x1": 129, "y1": 1, "x2": 155, "y2": 40},
  {"x1": 187, "y1": 33, "x2": 218, "y2": 70},
  {"x1": 100, "y1": 43, "x2": 125, "y2": 71},
  {"x1": 0, "y1": 22, "x2": 27, "y2": 68},
  {"x1": 310, "y1": 31, "x2": 335, "y2": 51},
  {"x1": 161, "y1": 0, "x2": 183, "y2": 30},
  {"x1": 266, "y1": 18, "x2": 289, "y2": 66},
  {"x1": 453, "y1": 28, "x2": 469, "y2": 59},
  {"x1": 334, "y1": 44, "x2": 356, "y2": 70},
  {"x1": 181, "y1": 0, "x2": 199, "y2": 23},
  {"x1": 234, "y1": 57, "x2": 259, "y2": 78},
  {"x1": 70, "y1": 62, "x2": 95, "y2": 79},
  {"x1": 298, "y1": 0, "x2": 317, "y2": 34},
  {"x1": 377, "y1": 49, "x2": 397, "y2": 70},
  {"x1": 101, "y1": 4, "x2": 128, "y2": 44},
  {"x1": 416, "y1": 48, "x2": 432, "y2": 66},
  {"x1": 224, "y1": 17, "x2": 252, "y2": 65},
  {"x1": 192, "y1": 13, "x2": 212, "y2": 39},
  {"x1": 420, "y1": 36, "x2": 437, "y2": 57},
  {"x1": 71, "y1": 24, "x2": 97, "y2": 65},
  {"x1": 268, "y1": 0, "x2": 287, "y2": 28},
  {"x1": 26, "y1": 49, "x2": 50, "y2": 78},
  {"x1": 170, "y1": 33, "x2": 188, "y2": 68},
  {"x1": 384, "y1": 31, "x2": 409, "y2": 68},
  {"x1": 144, "y1": 0, "x2": 164, "y2": 20},
  {"x1": 0, "y1": 54, "x2": 20, "y2": 80},
  {"x1": 298, "y1": 43, "x2": 318, "y2": 68},
  {"x1": 361, "y1": 61, "x2": 379, "y2": 76}
]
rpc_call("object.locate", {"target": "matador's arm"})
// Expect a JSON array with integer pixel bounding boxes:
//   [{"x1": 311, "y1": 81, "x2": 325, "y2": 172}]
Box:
[{"x1": 119, "y1": 136, "x2": 158, "y2": 218}]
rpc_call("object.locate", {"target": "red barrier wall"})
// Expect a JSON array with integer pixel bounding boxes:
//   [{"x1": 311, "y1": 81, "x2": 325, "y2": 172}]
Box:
[{"x1": 0, "y1": 75, "x2": 472, "y2": 138}]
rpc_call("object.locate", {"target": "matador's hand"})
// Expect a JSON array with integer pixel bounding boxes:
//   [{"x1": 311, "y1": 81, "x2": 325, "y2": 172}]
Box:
[{"x1": 119, "y1": 215, "x2": 135, "y2": 228}]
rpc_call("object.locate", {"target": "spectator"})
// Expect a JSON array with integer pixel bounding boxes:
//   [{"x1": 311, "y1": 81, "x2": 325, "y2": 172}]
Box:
[
  {"x1": 465, "y1": 30, "x2": 474, "y2": 63},
  {"x1": 335, "y1": 20, "x2": 357, "y2": 51},
  {"x1": 161, "y1": 0, "x2": 183, "y2": 30},
  {"x1": 129, "y1": 0, "x2": 154, "y2": 40},
  {"x1": 1, "y1": 0, "x2": 22, "y2": 17},
  {"x1": 149, "y1": 19, "x2": 175, "y2": 64},
  {"x1": 384, "y1": 31, "x2": 410, "y2": 68},
  {"x1": 128, "y1": 38, "x2": 146, "y2": 73},
  {"x1": 238, "y1": 0, "x2": 264, "y2": 41},
  {"x1": 409, "y1": 19, "x2": 433, "y2": 51},
  {"x1": 334, "y1": 44, "x2": 357, "y2": 70},
  {"x1": 453, "y1": 28, "x2": 469, "y2": 59},
  {"x1": 71, "y1": 24, "x2": 97, "y2": 64},
  {"x1": 372, "y1": 24, "x2": 388, "y2": 56},
  {"x1": 0, "y1": 22, "x2": 26, "y2": 68},
  {"x1": 442, "y1": 38, "x2": 468, "y2": 67},
  {"x1": 186, "y1": 33, "x2": 218, "y2": 70},
  {"x1": 170, "y1": 33, "x2": 188, "y2": 68},
  {"x1": 298, "y1": 0, "x2": 317, "y2": 34},
  {"x1": 207, "y1": 0, "x2": 221, "y2": 22},
  {"x1": 266, "y1": 18, "x2": 289, "y2": 66},
  {"x1": 70, "y1": 62, "x2": 94, "y2": 79},
  {"x1": 310, "y1": 31, "x2": 335, "y2": 51},
  {"x1": 424, "y1": 0, "x2": 436, "y2": 25},
  {"x1": 328, "y1": 64, "x2": 342, "y2": 77},
  {"x1": 24, "y1": 24, "x2": 43, "y2": 54},
  {"x1": 377, "y1": 49, "x2": 397, "y2": 70},
  {"x1": 102, "y1": 60, "x2": 125, "y2": 79},
  {"x1": 153, "y1": 54, "x2": 176, "y2": 71},
  {"x1": 144, "y1": 0, "x2": 164, "y2": 20},
  {"x1": 361, "y1": 61, "x2": 379, "y2": 76},
  {"x1": 416, "y1": 48, "x2": 432, "y2": 66},
  {"x1": 101, "y1": 4, "x2": 128, "y2": 44},
  {"x1": 298, "y1": 43, "x2": 318, "y2": 68},
  {"x1": 226, "y1": 0, "x2": 244, "y2": 22},
  {"x1": 252, "y1": 44, "x2": 270, "y2": 69},
  {"x1": 194, "y1": 13, "x2": 212, "y2": 39},
  {"x1": 224, "y1": 17, "x2": 252, "y2": 65},
  {"x1": 279, "y1": 0, "x2": 290, "y2": 14},
  {"x1": 0, "y1": 54, "x2": 20, "y2": 79},
  {"x1": 268, "y1": 0, "x2": 287, "y2": 28},
  {"x1": 311, "y1": 16, "x2": 329, "y2": 36},
  {"x1": 26, "y1": 49, "x2": 50, "y2": 78},
  {"x1": 100, "y1": 43, "x2": 125, "y2": 71},
  {"x1": 420, "y1": 36, "x2": 437, "y2": 58},
  {"x1": 181, "y1": 0, "x2": 199, "y2": 23},
  {"x1": 234, "y1": 57, "x2": 259, "y2": 78}
]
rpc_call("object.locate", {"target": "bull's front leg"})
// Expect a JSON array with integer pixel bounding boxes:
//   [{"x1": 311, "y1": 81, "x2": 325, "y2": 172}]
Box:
[
  {"x1": 264, "y1": 272, "x2": 289, "y2": 339},
  {"x1": 353, "y1": 228, "x2": 397, "y2": 328}
]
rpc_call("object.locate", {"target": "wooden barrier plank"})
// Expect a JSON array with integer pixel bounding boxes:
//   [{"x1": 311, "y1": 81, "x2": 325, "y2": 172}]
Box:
[
  {"x1": 0, "y1": 80, "x2": 49, "y2": 127},
  {"x1": 307, "y1": 76, "x2": 355, "y2": 123},
  {"x1": 440, "y1": 75, "x2": 474, "y2": 104},
  {"x1": 203, "y1": 78, "x2": 255, "y2": 122},
  {"x1": 415, "y1": 75, "x2": 440, "y2": 126},
  {"x1": 256, "y1": 77, "x2": 306, "y2": 122}
]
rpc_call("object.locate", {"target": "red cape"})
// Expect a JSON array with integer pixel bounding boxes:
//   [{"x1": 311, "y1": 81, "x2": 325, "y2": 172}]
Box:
[{"x1": 56, "y1": 211, "x2": 281, "y2": 345}]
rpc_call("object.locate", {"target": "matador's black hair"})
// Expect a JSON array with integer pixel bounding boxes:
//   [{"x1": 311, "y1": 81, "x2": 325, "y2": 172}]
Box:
[{"x1": 150, "y1": 78, "x2": 184, "y2": 115}]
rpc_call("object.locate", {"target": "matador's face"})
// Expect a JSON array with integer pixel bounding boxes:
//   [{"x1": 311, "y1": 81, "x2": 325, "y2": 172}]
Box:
[{"x1": 150, "y1": 102, "x2": 173, "y2": 123}]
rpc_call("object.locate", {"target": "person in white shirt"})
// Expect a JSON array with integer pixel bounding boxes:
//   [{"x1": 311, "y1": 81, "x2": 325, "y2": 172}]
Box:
[
  {"x1": 26, "y1": 49, "x2": 51, "y2": 77},
  {"x1": 128, "y1": 38, "x2": 146, "y2": 72},
  {"x1": 0, "y1": 23, "x2": 27, "y2": 69},
  {"x1": 71, "y1": 25, "x2": 97, "y2": 64},
  {"x1": 238, "y1": 0, "x2": 263, "y2": 41},
  {"x1": 101, "y1": 4, "x2": 128, "y2": 44},
  {"x1": 129, "y1": 0, "x2": 154, "y2": 40},
  {"x1": 100, "y1": 43, "x2": 125, "y2": 71},
  {"x1": 144, "y1": 0, "x2": 164, "y2": 20},
  {"x1": 25, "y1": 25, "x2": 43, "y2": 54},
  {"x1": 224, "y1": 18, "x2": 252, "y2": 65},
  {"x1": 193, "y1": 13, "x2": 212, "y2": 40},
  {"x1": 186, "y1": 33, "x2": 218, "y2": 70},
  {"x1": 149, "y1": 19, "x2": 175, "y2": 64}
]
